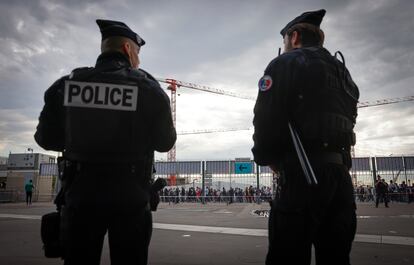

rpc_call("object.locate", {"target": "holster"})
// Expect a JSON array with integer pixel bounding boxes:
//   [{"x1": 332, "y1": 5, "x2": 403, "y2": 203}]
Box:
[
  {"x1": 41, "y1": 211, "x2": 62, "y2": 258},
  {"x1": 144, "y1": 154, "x2": 166, "y2": 211},
  {"x1": 41, "y1": 156, "x2": 77, "y2": 259},
  {"x1": 150, "y1": 178, "x2": 167, "y2": 211}
]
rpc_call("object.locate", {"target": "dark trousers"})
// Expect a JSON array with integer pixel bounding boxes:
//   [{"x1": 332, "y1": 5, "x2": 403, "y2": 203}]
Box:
[
  {"x1": 61, "y1": 166, "x2": 152, "y2": 265},
  {"x1": 26, "y1": 191, "x2": 32, "y2": 205},
  {"x1": 266, "y1": 163, "x2": 356, "y2": 265},
  {"x1": 61, "y1": 206, "x2": 151, "y2": 265},
  {"x1": 375, "y1": 193, "x2": 389, "y2": 207}
]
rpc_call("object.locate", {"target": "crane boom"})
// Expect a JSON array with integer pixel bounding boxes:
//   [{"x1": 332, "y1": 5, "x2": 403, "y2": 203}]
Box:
[
  {"x1": 177, "y1": 94, "x2": 414, "y2": 136},
  {"x1": 357, "y1": 96, "x2": 414, "y2": 108},
  {"x1": 158, "y1": 77, "x2": 413, "y2": 108},
  {"x1": 156, "y1": 78, "x2": 256, "y2": 100},
  {"x1": 178, "y1": 128, "x2": 251, "y2": 135},
  {"x1": 156, "y1": 77, "x2": 413, "y2": 160}
]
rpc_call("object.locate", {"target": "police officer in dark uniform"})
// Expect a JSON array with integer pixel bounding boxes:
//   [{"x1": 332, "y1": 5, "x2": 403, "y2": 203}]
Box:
[
  {"x1": 375, "y1": 175, "x2": 389, "y2": 208},
  {"x1": 35, "y1": 19, "x2": 176, "y2": 264},
  {"x1": 252, "y1": 10, "x2": 359, "y2": 265}
]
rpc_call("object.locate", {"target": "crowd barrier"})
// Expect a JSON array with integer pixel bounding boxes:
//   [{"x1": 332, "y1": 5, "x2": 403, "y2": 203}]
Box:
[
  {"x1": 0, "y1": 190, "x2": 56, "y2": 203},
  {"x1": 1, "y1": 191, "x2": 412, "y2": 204}
]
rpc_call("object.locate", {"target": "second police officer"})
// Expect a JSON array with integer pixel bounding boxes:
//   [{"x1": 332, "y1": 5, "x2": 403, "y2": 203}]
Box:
[
  {"x1": 252, "y1": 10, "x2": 359, "y2": 265},
  {"x1": 35, "y1": 19, "x2": 176, "y2": 264}
]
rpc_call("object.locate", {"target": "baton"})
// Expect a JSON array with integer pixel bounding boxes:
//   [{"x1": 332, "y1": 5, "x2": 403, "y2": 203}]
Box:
[{"x1": 288, "y1": 122, "x2": 318, "y2": 185}]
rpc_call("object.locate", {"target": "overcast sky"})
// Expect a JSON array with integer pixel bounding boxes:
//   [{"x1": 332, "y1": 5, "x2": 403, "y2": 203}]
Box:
[{"x1": 0, "y1": 0, "x2": 413, "y2": 161}]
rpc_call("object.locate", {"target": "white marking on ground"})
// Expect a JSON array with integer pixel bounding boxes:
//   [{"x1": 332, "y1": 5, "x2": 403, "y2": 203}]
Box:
[
  {"x1": 251, "y1": 210, "x2": 270, "y2": 218},
  {"x1": 2, "y1": 213, "x2": 414, "y2": 246},
  {"x1": 213, "y1": 210, "x2": 233, "y2": 214},
  {"x1": 154, "y1": 223, "x2": 267, "y2": 237},
  {"x1": 154, "y1": 224, "x2": 414, "y2": 246},
  {"x1": 392, "y1": 215, "x2": 414, "y2": 218},
  {"x1": 160, "y1": 208, "x2": 209, "y2": 212},
  {"x1": 358, "y1": 215, "x2": 414, "y2": 219},
  {"x1": 0, "y1": 213, "x2": 41, "y2": 220}
]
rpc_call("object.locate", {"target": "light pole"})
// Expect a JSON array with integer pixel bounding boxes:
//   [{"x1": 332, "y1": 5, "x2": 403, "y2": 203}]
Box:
[
  {"x1": 228, "y1": 160, "x2": 232, "y2": 189},
  {"x1": 388, "y1": 154, "x2": 394, "y2": 183}
]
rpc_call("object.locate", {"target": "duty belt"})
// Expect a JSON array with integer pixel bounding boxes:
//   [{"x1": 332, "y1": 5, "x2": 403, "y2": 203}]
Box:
[
  {"x1": 73, "y1": 162, "x2": 146, "y2": 175},
  {"x1": 309, "y1": 152, "x2": 344, "y2": 165},
  {"x1": 284, "y1": 152, "x2": 343, "y2": 166}
]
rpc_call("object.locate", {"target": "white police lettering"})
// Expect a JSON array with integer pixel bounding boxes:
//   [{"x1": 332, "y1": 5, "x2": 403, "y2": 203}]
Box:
[{"x1": 64, "y1": 81, "x2": 138, "y2": 111}]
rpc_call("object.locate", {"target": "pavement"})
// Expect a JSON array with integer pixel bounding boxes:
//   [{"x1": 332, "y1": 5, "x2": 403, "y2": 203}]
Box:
[{"x1": 0, "y1": 201, "x2": 413, "y2": 265}]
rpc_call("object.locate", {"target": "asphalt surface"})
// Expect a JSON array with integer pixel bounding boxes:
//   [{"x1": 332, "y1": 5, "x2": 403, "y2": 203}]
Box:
[{"x1": 0, "y1": 201, "x2": 413, "y2": 265}]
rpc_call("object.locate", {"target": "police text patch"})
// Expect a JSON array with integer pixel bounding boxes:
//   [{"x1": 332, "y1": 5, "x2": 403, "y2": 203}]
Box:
[
  {"x1": 64, "y1": 81, "x2": 138, "y2": 111},
  {"x1": 258, "y1": 75, "x2": 273, "y2": 92}
]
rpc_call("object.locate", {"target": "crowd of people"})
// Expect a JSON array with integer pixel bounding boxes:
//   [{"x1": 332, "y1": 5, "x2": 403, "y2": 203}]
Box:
[
  {"x1": 159, "y1": 176, "x2": 414, "y2": 205},
  {"x1": 160, "y1": 185, "x2": 273, "y2": 204},
  {"x1": 354, "y1": 176, "x2": 414, "y2": 205}
]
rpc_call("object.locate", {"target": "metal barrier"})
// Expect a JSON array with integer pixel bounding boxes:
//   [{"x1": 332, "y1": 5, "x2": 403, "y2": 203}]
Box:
[
  {"x1": 155, "y1": 157, "x2": 414, "y2": 193},
  {"x1": 0, "y1": 156, "x2": 412, "y2": 203},
  {"x1": 160, "y1": 195, "x2": 273, "y2": 204},
  {"x1": 0, "y1": 190, "x2": 17, "y2": 202},
  {"x1": 354, "y1": 192, "x2": 414, "y2": 203}
]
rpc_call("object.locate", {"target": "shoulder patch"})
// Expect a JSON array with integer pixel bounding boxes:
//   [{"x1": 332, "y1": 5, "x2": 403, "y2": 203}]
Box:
[{"x1": 258, "y1": 75, "x2": 273, "y2": 92}]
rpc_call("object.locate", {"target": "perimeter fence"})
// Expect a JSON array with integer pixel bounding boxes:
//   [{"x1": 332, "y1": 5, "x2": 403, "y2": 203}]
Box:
[
  {"x1": 0, "y1": 156, "x2": 413, "y2": 203},
  {"x1": 155, "y1": 156, "x2": 414, "y2": 190}
]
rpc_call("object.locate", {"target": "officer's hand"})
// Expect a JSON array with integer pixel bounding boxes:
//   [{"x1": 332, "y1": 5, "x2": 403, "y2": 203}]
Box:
[
  {"x1": 150, "y1": 191, "x2": 160, "y2": 211},
  {"x1": 150, "y1": 178, "x2": 166, "y2": 211}
]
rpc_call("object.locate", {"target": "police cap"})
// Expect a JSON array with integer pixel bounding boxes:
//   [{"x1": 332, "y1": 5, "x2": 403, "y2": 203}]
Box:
[
  {"x1": 280, "y1": 9, "x2": 326, "y2": 37},
  {"x1": 96, "y1": 19, "x2": 145, "y2": 47}
]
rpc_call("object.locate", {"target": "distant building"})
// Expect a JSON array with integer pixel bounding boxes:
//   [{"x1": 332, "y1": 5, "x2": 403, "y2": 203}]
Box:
[
  {"x1": 0, "y1": 156, "x2": 7, "y2": 165},
  {"x1": 3, "y1": 153, "x2": 57, "y2": 202},
  {"x1": 0, "y1": 156, "x2": 7, "y2": 189},
  {"x1": 7, "y1": 153, "x2": 55, "y2": 170}
]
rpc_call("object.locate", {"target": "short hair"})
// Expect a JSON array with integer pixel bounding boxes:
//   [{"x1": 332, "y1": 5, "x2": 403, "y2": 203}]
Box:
[
  {"x1": 286, "y1": 23, "x2": 325, "y2": 47},
  {"x1": 101, "y1": 36, "x2": 135, "y2": 53}
]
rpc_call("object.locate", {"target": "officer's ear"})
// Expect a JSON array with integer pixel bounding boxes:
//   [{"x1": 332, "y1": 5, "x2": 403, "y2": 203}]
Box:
[
  {"x1": 121, "y1": 41, "x2": 135, "y2": 66},
  {"x1": 291, "y1": 31, "x2": 301, "y2": 48},
  {"x1": 122, "y1": 41, "x2": 132, "y2": 57}
]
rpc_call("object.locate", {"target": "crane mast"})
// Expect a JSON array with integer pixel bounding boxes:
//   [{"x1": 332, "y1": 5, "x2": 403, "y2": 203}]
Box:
[{"x1": 166, "y1": 79, "x2": 178, "y2": 161}]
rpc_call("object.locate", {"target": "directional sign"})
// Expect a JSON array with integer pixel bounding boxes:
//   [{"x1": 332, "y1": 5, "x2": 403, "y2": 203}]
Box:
[{"x1": 234, "y1": 162, "x2": 252, "y2": 174}]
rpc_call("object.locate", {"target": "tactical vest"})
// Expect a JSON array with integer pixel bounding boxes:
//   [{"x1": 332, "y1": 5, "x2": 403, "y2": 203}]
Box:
[
  {"x1": 63, "y1": 66, "x2": 147, "y2": 163},
  {"x1": 290, "y1": 47, "x2": 359, "y2": 151}
]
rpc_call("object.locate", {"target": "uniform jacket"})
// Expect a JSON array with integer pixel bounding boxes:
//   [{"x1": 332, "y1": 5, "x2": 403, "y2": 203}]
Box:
[
  {"x1": 35, "y1": 52, "x2": 176, "y2": 163},
  {"x1": 252, "y1": 46, "x2": 359, "y2": 167}
]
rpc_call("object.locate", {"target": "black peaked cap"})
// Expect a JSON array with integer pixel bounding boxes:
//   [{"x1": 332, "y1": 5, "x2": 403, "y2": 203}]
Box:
[
  {"x1": 96, "y1": 19, "x2": 145, "y2": 47},
  {"x1": 280, "y1": 9, "x2": 326, "y2": 36}
]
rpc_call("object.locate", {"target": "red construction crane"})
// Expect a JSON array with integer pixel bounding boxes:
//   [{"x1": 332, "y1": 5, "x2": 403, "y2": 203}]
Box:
[
  {"x1": 165, "y1": 79, "x2": 178, "y2": 161},
  {"x1": 157, "y1": 77, "x2": 256, "y2": 161},
  {"x1": 157, "y1": 77, "x2": 414, "y2": 161},
  {"x1": 357, "y1": 96, "x2": 414, "y2": 108},
  {"x1": 178, "y1": 128, "x2": 251, "y2": 135}
]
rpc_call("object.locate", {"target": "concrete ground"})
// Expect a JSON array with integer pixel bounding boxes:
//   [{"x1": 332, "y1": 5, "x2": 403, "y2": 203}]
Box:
[{"x1": 0, "y1": 201, "x2": 413, "y2": 265}]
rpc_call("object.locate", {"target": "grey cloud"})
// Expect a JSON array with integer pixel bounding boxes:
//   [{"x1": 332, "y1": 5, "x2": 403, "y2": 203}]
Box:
[
  {"x1": 173, "y1": 130, "x2": 253, "y2": 160},
  {"x1": 0, "y1": 0, "x2": 50, "y2": 41},
  {"x1": 0, "y1": 109, "x2": 38, "y2": 154},
  {"x1": 356, "y1": 104, "x2": 414, "y2": 153},
  {"x1": 324, "y1": 0, "x2": 414, "y2": 99},
  {"x1": 0, "y1": 0, "x2": 413, "y2": 158}
]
